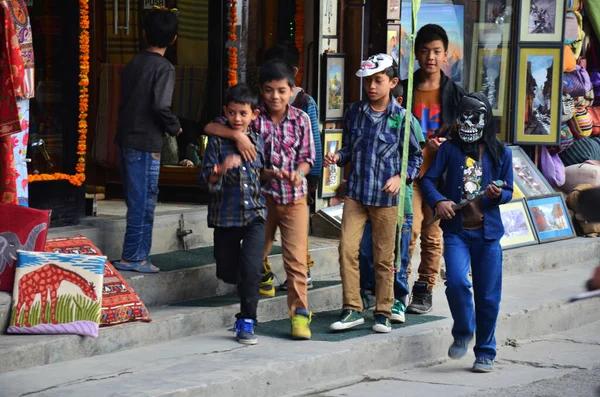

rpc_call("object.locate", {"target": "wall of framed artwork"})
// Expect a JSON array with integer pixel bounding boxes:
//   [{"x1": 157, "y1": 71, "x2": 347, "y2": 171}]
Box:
[
  {"x1": 518, "y1": 0, "x2": 565, "y2": 43},
  {"x1": 525, "y1": 194, "x2": 575, "y2": 243},
  {"x1": 508, "y1": 146, "x2": 555, "y2": 198},
  {"x1": 321, "y1": 53, "x2": 345, "y2": 121},
  {"x1": 499, "y1": 199, "x2": 539, "y2": 249},
  {"x1": 320, "y1": 130, "x2": 344, "y2": 198},
  {"x1": 387, "y1": 0, "x2": 401, "y2": 20},
  {"x1": 513, "y1": 46, "x2": 563, "y2": 145},
  {"x1": 386, "y1": 24, "x2": 401, "y2": 64}
]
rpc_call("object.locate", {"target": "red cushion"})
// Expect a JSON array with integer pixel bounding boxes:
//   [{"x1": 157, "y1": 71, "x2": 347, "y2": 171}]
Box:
[
  {"x1": 44, "y1": 236, "x2": 151, "y2": 326},
  {"x1": 0, "y1": 204, "x2": 51, "y2": 292}
]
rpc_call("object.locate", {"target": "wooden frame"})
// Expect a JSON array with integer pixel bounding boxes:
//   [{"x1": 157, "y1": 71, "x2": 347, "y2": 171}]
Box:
[
  {"x1": 513, "y1": 46, "x2": 563, "y2": 145},
  {"x1": 518, "y1": 0, "x2": 566, "y2": 43},
  {"x1": 525, "y1": 194, "x2": 575, "y2": 243},
  {"x1": 508, "y1": 145, "x2": 554, "y2": 198},
  {"x1": 321, "y1": 53, "x2": 345, "y2": 121},
  {"x1": 387, "y1": 0, "x2": 401, "y2": 20},
  {"x1": 320, "y1": 130, "x2": 344, "y2": 198},
  {"x1": 499, "y1": 199, "x2": 539, "y2": 249}
]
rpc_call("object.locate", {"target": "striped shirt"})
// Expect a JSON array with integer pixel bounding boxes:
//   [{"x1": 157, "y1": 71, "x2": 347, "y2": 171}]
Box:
[
  {"x1": 252, "y1": 104, "x2": 316, "y2": 205},
  {"x1": 199, "y1": 128, "x2": 266, "y2": 228},
  {"x1": 337, "y1": 99, "x2": 424, "y2": 207},
  {"x1": 291, "y1": 89, "x2": 323, "y2": 179}
]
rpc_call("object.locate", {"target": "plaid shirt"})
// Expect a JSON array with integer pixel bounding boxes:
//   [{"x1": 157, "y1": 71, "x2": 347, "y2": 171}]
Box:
[
  {"x1": 337, "y1": 99, "x2": 423, "y2": 207},
  {"x1": 252, "y1": 104, "x2": 315, "y2": 205},
  {"x1": 199, "y1": 128, "x2": 266, "y2": 228}
]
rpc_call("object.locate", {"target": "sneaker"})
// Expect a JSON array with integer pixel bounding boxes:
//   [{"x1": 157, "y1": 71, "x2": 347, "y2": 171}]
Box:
[
  {"x1": 391, "y1": 299, "x2": 406, "y2": 323},
  {"x1": 448, "y1": 338, "x2": 470, "y2": 359},
  {"x1": 233, "y1": 318, "x2": 257, "y2": 345},
  {"x1": 330, "y1": 309, "x2": 365, "y2": 331},
  {"x1": 472, "y1": 357, "x2": 494, "y2": 373},
  {"x1": 259, "y1": 271, "x2": 275, "y2": 297},
  {"x1": 360, "y1": 289, "x2": 376, "y2": 311},
  {"x1": 291, "y1": 308, "x2": 312, "y2": 340},
  {"x1": 279, "y1": 269, "x2": 314, "y2": 291},
  {"x1": 372, "y1": 314, "x2": 392, "y2": 333},
  {"x1": 406, "y1": 281, "x2": 433, "y2": 314}
]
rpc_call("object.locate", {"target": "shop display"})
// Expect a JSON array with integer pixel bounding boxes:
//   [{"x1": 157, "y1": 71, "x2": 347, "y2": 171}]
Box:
[
  {"x1": 525, "y1": 194, "x2": 575, "y2": 243},
  {"x1": 509, "y1": 145, "x2": 555, "y2": 197},
  {"x1": 499, "y1": 199, "x2": 539, "y2": 249}
]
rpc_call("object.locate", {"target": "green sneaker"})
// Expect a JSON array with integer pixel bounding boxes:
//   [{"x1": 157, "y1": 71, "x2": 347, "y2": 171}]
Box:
[
  {"x1": 330, "y1": 309, "x2": 364, "y2": 331},
  {"x1": 391, "y1": 299, "x2": 406, "y2": 324},
  {"x1": 372, "y1": 314, "x2": 392, "y2": 333}
]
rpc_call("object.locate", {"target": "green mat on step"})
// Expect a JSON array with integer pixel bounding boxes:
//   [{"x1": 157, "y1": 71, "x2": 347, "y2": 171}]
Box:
[
  {"x1": 149, "y1": 245, "x2": 283, "y2": 272},
  {"x1": 255, "y1": 310, "x2": 445, "y2": 342},
  {"x1": 171, "y1": 280, "x2": 341, "y2": 307}
]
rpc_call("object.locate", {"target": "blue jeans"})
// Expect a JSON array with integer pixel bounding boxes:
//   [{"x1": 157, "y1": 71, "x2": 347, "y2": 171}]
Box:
[
  {"x1": 444, "y1": 228, "x2": 502, "y2": 360},
  {"x1": 119, "y1": 147, "x2": 161, "y2": 262},
  {"x1": 359, "y1": 215, "x2": 413, "y2": 300}
]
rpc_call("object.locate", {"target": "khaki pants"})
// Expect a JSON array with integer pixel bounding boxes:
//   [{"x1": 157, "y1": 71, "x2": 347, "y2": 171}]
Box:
[
  {"x1": 264, "y1": 195, "x2": 309, "y2": 313},
  {"x1": 339, "y1": 197, "x2": 397, "y2": 317},
  {"x1": 408, "y1": 180, "x2": 443, "y2": 292}
]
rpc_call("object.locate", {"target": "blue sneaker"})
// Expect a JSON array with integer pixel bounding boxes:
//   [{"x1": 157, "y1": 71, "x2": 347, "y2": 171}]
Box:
[
  {"x1": 448, "y1": 338, "x2": 470, "y2": 359},
  {"x1": 233, "y1": 318, "x2": 257, "y2": 345},
  {"x1": 472, "y1": 357, "x2": 494, "y2": 373}
]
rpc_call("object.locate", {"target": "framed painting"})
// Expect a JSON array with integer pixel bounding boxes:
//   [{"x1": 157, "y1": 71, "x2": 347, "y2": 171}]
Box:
[
  {"x1": 526, "y1": 194, "x2": 575, "y2": 243},
  {"x1": 518, "y1": 0, "x2": 565, "y2": 42},
  {"x1": 508, "y1": 146, "x2": 554, "y2": 198},
  {"x1": 479, "y1": 0, "x2": 511, "y2": 24},
  {"x1": 320, "y1": 130, "x2": 344, "y2": 198},
  {"x1": 514, "y1": 46, "x2": 562, "y2": 145},
  {"x1": 321, "y1": 53, "x2": 345, "y2": 121},
  {"x1": 387, "y1": 24, "x2": 401, "y2": 64},
  {"x1": 321, "y1": 0, "x2": 338, "y2": 36},
  {"x1": 499, "y1": 199, "x2": 539, "y2": 249},
  {"x1": 322, "y1": 37, "x2": 338, "y2": 53},
  {"x1": 320, "y1": 203, "x2": 344, "y2": 227},
  {"x1": 475, "y1": 46, "x2": 509, "y2": 117},
  {"x1": 387, "y1": 0, "x2": 401, "y2": 20}
]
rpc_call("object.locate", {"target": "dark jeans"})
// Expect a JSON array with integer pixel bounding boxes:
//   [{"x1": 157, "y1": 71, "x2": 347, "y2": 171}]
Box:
[
  {"x1": 119, "y1": 147, "x2": 161, "y2": 262},
  {"x1": 444, "y1": 228, "x2": 502, "y2": 360},
  {"x1": 359, "y1": 215, "x2": 413, "y2": 300},
  {"x1": 214, "y1": 218, "x2": 265, "y2": 320}
]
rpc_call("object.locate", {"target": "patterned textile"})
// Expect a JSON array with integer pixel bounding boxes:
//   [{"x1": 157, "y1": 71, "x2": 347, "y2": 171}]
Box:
[
  {"x1": 337, "y1": 100, "x2": 424, "y2": 207},
  {"x1": 199, "y1": 127, "x2": 267, "y2": 228},
  {"x1": 462, "y1": 157, "x2": 483, "y2": 200},
  {"x1": 251, "y1": 104, "x2": 315, "y2": 205},
  {"x1": 172, "y1": 65, "x2": 208, "y2": 122},
  {"x1": 93, "y1": 63, "x2": 124, "y2": 167},
  {"x1": 14, "y1": 98, "x2": 28, "y2": 206},
  {"x1": 45, "y1": 236, "x2": 151, "y2": 326},
  {"x1": 0, "y1": 135, "x2": 18, "y2": 204},
  {"x1": 177, "y1": 0, "x2": 209, "y2": 66},
  {"x1": 0, "y1": 3, "x2": 22, "y2": 137},
  {"x1": 3, "y1": 0, "x2": 34, "y2": 99},
  {"x1": 0, "y1": 203, "x2": 50, "y2": 292},
  {"x1": 7, "y1": 251, "x2": 105, "y2": 338}
]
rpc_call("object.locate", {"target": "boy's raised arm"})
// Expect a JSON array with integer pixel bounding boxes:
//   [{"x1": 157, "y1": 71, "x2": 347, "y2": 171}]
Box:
[{"x1": 204, "y1": 120, "x2": 257, "y2": 162}]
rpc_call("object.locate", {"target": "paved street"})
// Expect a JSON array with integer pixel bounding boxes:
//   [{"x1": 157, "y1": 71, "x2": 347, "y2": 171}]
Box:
[{"x1": 310, "y1": 320, "x2": 600, "y2": 397}]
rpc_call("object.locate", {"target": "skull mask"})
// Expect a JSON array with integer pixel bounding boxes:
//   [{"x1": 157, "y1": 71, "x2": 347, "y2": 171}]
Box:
[{"x1": 456, "y1": 96, "x2": 487, "y2": 143}]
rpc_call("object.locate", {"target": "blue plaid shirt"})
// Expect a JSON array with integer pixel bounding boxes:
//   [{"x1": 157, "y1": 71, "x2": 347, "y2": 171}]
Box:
[
  {"x1": 337, "y1": 99, "x2": 423, "y2": 207},
  {"x1": 199, "y1": 128, "x2": 267, "y2": 228}
]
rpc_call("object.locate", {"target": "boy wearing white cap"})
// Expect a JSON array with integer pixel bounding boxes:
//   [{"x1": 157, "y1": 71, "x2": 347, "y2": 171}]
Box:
[{"x1": 324, "y1": 54, "x2": 423, "y2": 333}]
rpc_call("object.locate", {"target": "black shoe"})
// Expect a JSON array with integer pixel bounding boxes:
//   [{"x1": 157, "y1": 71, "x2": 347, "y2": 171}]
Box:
[{"x1": 406, "y1": 281, "x2": 432, "y2": 314}]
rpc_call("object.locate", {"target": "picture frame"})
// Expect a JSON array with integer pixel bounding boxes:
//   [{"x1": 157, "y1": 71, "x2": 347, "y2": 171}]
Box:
[
  {"x1": 387, "y1": 0, "x2": 401, "y2": 20},
  {"x1": 319, "y1": 203, "x2": 344, "y2": 227},
  {"x1": 320, "y1": 0, "x2": 338, "y2": 37},
  {"x1": 479, "y1": 0, "x2": 509, "y2": 24},
  {"x1": 508, "y1": 145, "x2": 555, "y2": 198},
  {"x1": 525, "y1": 194, "x2": 575, "y2": 243},
  {"x1": 475, "y1": 45, "x2": 509, "y2": 117},
  {"x1": 322, "y1": 37, "x2": 338, "y2": 53},
  {"x1": 321, "y1": 53, "x2": 345, "y2": 121},
  {"x1": 513, "y1": 46, "x2": 562, "y2": 145},
  {"x1": 386, "y1": 24, "x2": 401, "y2": 64},
  {"x1": 320, "y1": 130, "x2": 344, "y2": 198},
  {"x1": 518, "y1": 0, "x2": 565, "y2": 43},
  {"x1": 499, "y1": 199, "x2": 539, "y2": 249}
]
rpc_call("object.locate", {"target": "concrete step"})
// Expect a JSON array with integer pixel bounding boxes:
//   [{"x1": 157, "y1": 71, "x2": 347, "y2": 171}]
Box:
[{"x1": 0, "y1": 260, "x2": 597, "y2": 397}]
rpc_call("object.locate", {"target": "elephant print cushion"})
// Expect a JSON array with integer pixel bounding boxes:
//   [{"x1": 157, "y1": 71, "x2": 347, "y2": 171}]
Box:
[
  {"x1": 7, "y1": 251, "x2": 106, "y2": 338},
  {"x1": 0, "y1": 204, "x2": 51, "y2": 292},
  {"x1": 44, "y1": 236, "x2": 151, "y2": 326}
]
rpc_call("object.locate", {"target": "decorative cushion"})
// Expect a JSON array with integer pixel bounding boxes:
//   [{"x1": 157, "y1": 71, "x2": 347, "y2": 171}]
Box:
[
  {"x1": 7, "y1": 251, "x2": 106, "y2": 338},
  {"x1": 564, "y1": 45, "x2": 576, "y2": 73},
  {"x1": 560, "y1": 162, "x2": 600, "y2": 194},
  {"x1": 45, "y1": 236, "x2": 151, "y2": 326},
  {"x1": 0, "y1": 204, "x2": 51, "y2": 292}
]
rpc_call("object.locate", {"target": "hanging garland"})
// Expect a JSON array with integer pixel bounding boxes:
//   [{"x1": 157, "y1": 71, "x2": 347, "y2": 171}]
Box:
[
  {"x1": 294, "y1": 1, "x2": 304, "y2": 86},
  {"x1": 28, "y1": 0, "x2": 89, "y2": 187},
  {"x1": 227, "y1": 0, "x2": 238, "y2": 87}
]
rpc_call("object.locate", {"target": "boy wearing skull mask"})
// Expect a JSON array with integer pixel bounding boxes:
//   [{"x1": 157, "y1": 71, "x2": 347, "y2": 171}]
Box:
[{"x1": 420, "y1": 93, "x2": 513, "y2": 372}]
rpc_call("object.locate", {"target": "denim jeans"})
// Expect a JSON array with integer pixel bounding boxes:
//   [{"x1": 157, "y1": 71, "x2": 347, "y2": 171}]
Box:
[
  {"x1": 214, "y1": 219, "x2": 265, "y2": 320},
  {"x1": 359, "y1": 215, "x2": 413, "y2": 300},
  {"x1": 443, "y1": 228, "x2": 502, "y2": 360},
  {"x1": 119, "y1": 147, "x2": 161, "y2": 262}
]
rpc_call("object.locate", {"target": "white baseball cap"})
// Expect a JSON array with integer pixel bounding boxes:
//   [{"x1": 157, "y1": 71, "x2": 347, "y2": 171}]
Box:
[{"x1": 355, "y1": 53, "x2": 396, "y2": 77}]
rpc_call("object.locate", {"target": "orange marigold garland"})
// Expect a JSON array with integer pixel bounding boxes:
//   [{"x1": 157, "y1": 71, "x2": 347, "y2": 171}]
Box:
[
  {"x1": 294, "y1": 1, "x2": 304, "y2": 86},
  {"x1": 28, "y1": 0, "x2": 89, "y2": 187},
  {"x1": 227, "y1": 0, "x2": 238, "y2": 87}
]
